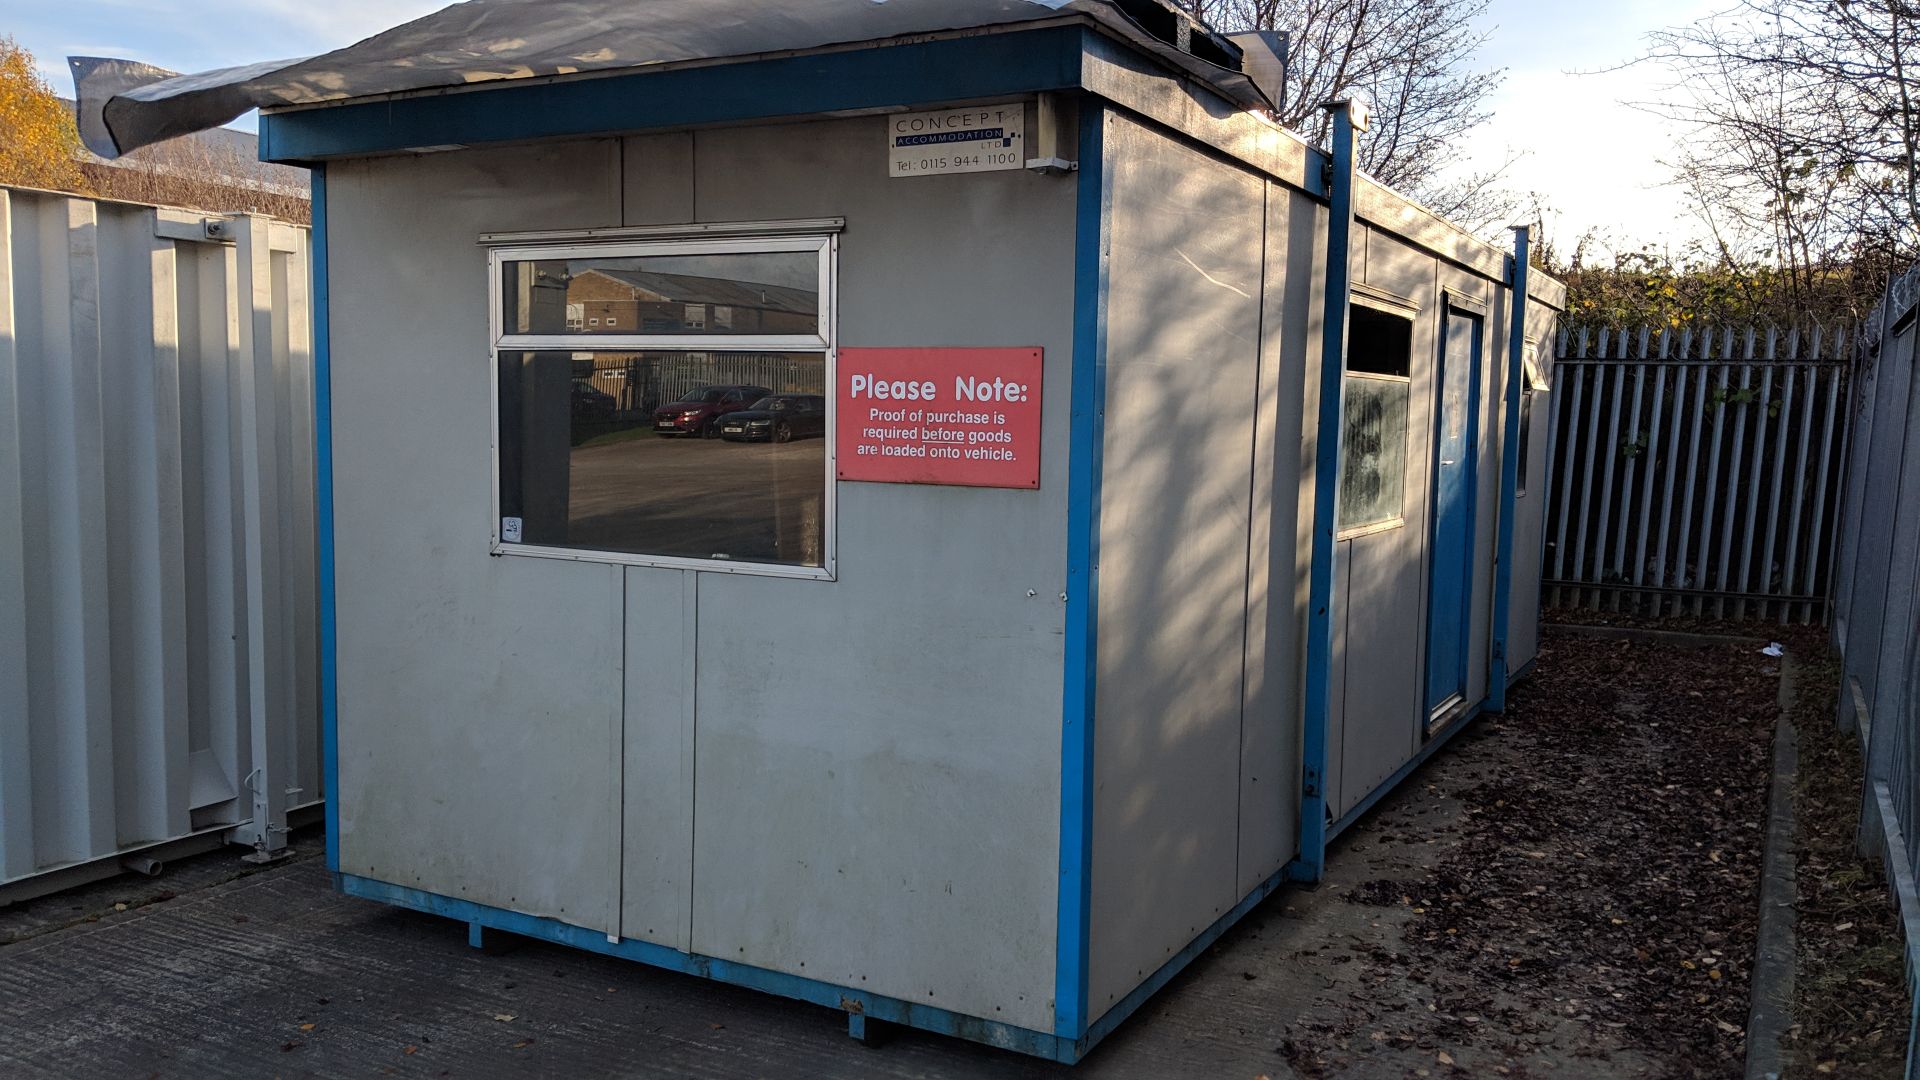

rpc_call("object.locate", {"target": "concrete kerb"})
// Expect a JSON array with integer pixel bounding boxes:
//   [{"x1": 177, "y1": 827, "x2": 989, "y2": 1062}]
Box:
[
  {"x1": 1747, "y1": 648, "x2": 1800, "y2": 1080},
  {"x1": 1548, "y1": 623, "x2": 1769, "y2": 650},
  {"x1": 1551, "y1": 624, "x2": 1798, "y2": 1079}
]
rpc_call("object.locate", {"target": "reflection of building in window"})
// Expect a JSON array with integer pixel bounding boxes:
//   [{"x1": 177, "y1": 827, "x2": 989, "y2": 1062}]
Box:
[
  {"x1": 1338, "y1": 305, "x2": 1413, "y2": 531},
  {"x1": 560, "y1": 268, "x2": 816, "y2": 335}
]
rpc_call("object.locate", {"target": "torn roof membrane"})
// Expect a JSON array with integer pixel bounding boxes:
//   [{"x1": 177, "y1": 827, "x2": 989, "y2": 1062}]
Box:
[{"x1": 73, "y1": 0, "x2": 1266, "y2": 159}]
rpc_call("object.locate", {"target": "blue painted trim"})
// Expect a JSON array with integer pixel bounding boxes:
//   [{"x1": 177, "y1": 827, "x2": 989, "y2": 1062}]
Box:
[
  {"x1": 337, "y1": 872, "x2": 1082, "y2": 1063},
  {"x1": 1488, "y1": 227, "x2": 1530, "y2": 713},
  {"x1": 1055, "y1": 101, "x2": 1110, "y2": 1043},
  {"x1": 258, "y1": 29, "x2": 1086, "y2": 163},
  {"x1": 344, "y1": 853, "x2": 1303, "y2": 1070},
  {"x1": 311, "y1": 165, "x2": 340, "y2": 873},
  {"x1": 1294, "y1": 103, "x2": 1358, "y2": 884}
]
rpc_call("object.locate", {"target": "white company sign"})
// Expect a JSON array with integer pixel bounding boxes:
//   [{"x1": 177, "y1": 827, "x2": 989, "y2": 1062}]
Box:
[{"x1": 887, "y1": 106, "x2": 1026, "y2": 177}]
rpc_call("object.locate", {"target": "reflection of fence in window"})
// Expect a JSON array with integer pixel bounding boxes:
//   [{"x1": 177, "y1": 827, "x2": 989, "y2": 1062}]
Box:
[
  {"x1": 1339, "y1": 373, "x2": 1409, "y2": 530},
  {"x1": 574, "y1": 352, "x2": 829, "y2": 414}
]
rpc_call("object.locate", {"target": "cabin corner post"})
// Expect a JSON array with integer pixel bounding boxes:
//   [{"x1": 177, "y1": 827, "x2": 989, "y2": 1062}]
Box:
[{"x1": 1489, "y1": 224, "x2": 1530, "y2": 713}]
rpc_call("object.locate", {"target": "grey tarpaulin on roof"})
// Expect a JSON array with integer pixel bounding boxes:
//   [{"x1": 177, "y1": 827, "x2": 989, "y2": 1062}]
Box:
[{"x1": 71, "y1": 0, "x2": 1267, "y2": 160}]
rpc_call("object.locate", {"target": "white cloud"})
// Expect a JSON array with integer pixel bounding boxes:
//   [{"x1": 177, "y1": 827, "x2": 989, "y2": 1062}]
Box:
[{"x1": 1433, "y1": 0, "x2": 1727, "y2": 253}]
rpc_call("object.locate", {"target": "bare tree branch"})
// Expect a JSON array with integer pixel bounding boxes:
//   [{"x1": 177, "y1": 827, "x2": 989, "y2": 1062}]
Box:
[
  {"x1": 1187, "y1": 0, "x2": 1505, "y2": 198},
  {"x1": 1640, "y1": 0, "x2": 1920, "y2": 300}
]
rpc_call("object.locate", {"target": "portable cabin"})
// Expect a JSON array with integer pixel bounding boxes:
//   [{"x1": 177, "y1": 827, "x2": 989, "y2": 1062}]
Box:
[{"x1": 75, "y1": 0, "x2": 1565, "y2": 1062}]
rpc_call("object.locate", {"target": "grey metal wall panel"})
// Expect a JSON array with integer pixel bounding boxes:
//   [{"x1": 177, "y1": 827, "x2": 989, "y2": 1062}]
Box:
[
  {"x1": 620, "y1": 566, "x2": 695, "y2": 949},
  {"x1": 27, "y1": 196, "x2": 118, "y2": 866},
  {"x1": 1087, "y1": 112, "x2": 1264, "y2": 1016},
  {"x1": 1508, "y1": 384, "x2": 1548, "y2": 670},
  {"x1": 1835, "y1": 333, "x2": 1883, "y2": 650},
  {"x1": 1829, "y1": 274, "x2": 1920, "y2": 1052},
  {"x1": 97, "y1": 205, "x2": 191, "y2": 845},
  {"x1": 0, "y1": 191, "x2": 27, "y2": 881},
  {"x1": 1506, "y1": 303, "x2": 1560, "y2": 673},
  {"x1": 327, "y1": 142, "x2": 628, "y2": 932},
  {"x1": 1870, "y1": 328, "x2": 1920, "y2": 730},
  {"x1": 1845, "y1": 330, "x2": 1912, "y2": 700},
  {"x1": 1236, "y1": 185, "x2": 1323, "y2": 895},
  {"x1": 681, "y1": 115, "x2": 1073, "y2": 1033},
  {"x1": 621, "y1": 133, "x2": 694, "y2": 225},
  {"x1": 1326, "y1": 540, "x2": 1351, "y2": 820},
  {"x1": 1335, "y1": 231, "x2": 1436, "y2": 815},
  {"x1": 0, "y1": 188, "x2": 317, "y2": 894}
]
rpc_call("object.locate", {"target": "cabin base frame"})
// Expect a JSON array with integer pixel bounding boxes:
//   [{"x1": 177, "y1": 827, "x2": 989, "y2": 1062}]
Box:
[{"x1": 336, "y1": 653, "x2": 1535, "y2": 1064}]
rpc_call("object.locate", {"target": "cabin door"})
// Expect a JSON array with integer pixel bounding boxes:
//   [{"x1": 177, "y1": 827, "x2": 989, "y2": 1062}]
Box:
[{"x1": 1425, "y1": 302, "x2": 1483, "y2": 718}]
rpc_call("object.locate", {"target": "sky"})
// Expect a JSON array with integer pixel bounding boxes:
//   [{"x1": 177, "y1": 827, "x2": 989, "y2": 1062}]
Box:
[
  {"x1": 1445, "y1": 0, "x2": 1727, "y2": 257},
  {"x1": 9, "y1": 0, "x2": 1723, "y2": 256}
]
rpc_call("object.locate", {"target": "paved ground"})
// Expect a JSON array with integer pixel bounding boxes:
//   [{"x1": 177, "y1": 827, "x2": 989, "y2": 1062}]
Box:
[
  {"x1": 564, "y1": 431, "x2": 825, "y2": 562},
  {"x1": 0, "y1": 627, "x2": 1776, "y2": 1078}
]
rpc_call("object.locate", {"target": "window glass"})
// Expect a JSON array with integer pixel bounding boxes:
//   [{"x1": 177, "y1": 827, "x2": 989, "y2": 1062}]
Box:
[
  {"x1": 497, "y1": 350, "x2": 827, "y2": 566},
  {"x1": 502, "y1": 252, "x2": 821, "y2": 337},
  {"x1": 1339, "y1": 375, "x2": 1410, "y2": 529},
  {"x1": 1523, "y1": 349, "x2": 1551, "y2": 391},
  {"x1": 1517, "y1": 388, "x2": 1534, "y2": 497},
  {"x1": 1338, "y1": 304, "x2": 1413, "y2": 530},
  {"x1": 1348, "y1": 305, "x2": 1413, "y2": 377}
]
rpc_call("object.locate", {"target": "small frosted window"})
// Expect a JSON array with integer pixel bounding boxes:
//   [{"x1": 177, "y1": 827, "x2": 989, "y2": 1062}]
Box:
[
  {"x1": 1339, "y1": 375, "x2": 1409, "y2": 529},
  {"x1": 1338, "y1": 304, "x2": 1413, "y2": 531}
]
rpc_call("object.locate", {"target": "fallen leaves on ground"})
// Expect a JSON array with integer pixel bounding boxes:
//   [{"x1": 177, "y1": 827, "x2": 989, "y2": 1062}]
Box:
[
  {"x1": 1782, "y1": 640, "x2": 1909, "y2": 1077},
  {"x1": 1287, "y1": 628, "x2": 1778, "y2": 1077}
]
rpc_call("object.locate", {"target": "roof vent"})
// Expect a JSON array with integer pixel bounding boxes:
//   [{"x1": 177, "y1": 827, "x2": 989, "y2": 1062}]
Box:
[{"x1": 1111, "y1": 0, "x2": 1243, "y2": 70}]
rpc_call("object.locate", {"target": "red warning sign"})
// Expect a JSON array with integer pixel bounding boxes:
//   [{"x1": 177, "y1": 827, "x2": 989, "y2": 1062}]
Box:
[{"x1": 835, "y1": 347, "x2": 1043, "y2": 489}]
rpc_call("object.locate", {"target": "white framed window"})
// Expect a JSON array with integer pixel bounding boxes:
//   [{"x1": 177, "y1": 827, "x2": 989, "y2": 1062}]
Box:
[
  {"x1": 1337, "y1": 302, "x2": 1414, "y2": 534},
  {"x1": 488, "y1": 228, "x2": 838, "y2": 579}
]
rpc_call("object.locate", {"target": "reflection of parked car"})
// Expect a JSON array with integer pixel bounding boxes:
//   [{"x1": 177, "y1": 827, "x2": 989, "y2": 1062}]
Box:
[
  {"x1": 571, "y1": 380, "x2": 616, "y2": 422},
  {"x1": 652, "y1": 384, "x2": 771, "y2": 437},
  {"x1": 719, "y1": 394, "x2": 827, "y2": 443}
]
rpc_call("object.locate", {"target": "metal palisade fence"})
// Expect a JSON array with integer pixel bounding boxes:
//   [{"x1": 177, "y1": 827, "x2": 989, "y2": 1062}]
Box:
[
  {"x1": 1832, "y1": 260, "x2": 1920, "y2": 1070},
  {"x1": 1544, "y1": 324, "x2": 1852, "y2": 622}
]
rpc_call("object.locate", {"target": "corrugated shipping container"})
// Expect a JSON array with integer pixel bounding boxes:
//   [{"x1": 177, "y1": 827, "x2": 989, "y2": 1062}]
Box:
[{"x1": 0, "y1": 188, "x2": 320, "y2": 902}]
